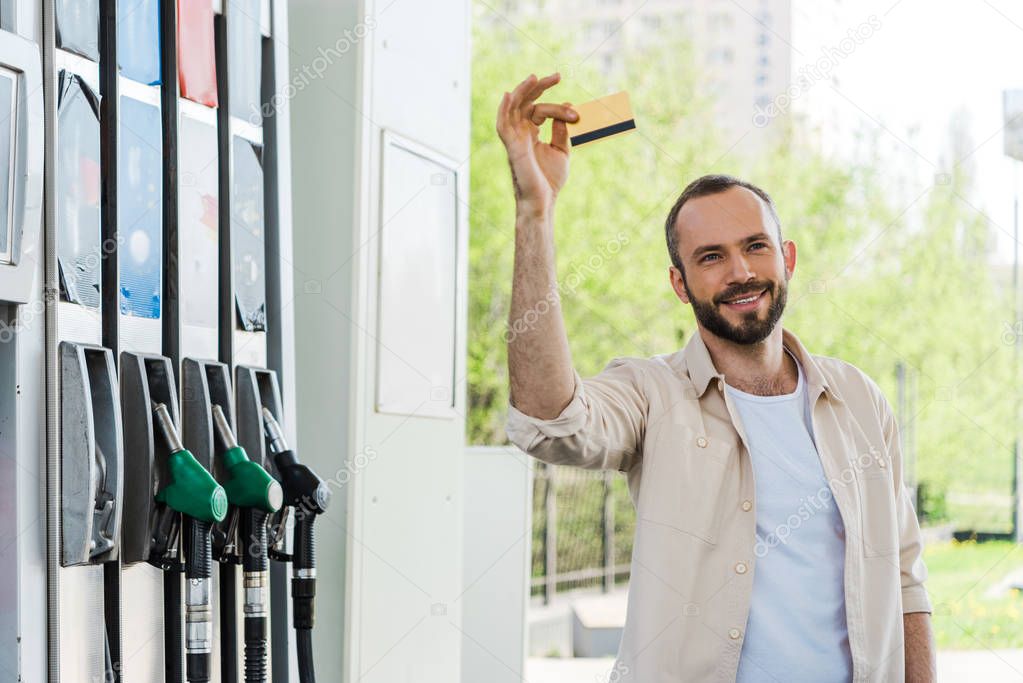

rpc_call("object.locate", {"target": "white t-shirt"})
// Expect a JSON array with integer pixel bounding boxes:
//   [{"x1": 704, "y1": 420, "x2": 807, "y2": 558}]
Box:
[{"x1": 725, "y1": 349, "x2": 853, "y2": 683}]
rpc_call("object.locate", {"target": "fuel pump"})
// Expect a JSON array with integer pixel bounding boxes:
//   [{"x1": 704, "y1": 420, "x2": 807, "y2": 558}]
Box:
[
  {"x1": 0, "y1": 23, "x2": 44, "y2": 682},
  {"x1": 49, "y1": 10, "x2": 115, "y2": 678},
  {"x1": 151, "y1": 400, "x2": 228, "y2": 682},
  {"x1": 210, "y1": 403, "x2": 282, "y2": 683},
  {"x1": 262, "y1": 408, "x2": 330, "y2": 683},
  {"x1": 27, "y1": 0, "x2": 303, "y2": 679},
  {"x1": 180, "y1": 357, "x2": 241, "y2": 680}
]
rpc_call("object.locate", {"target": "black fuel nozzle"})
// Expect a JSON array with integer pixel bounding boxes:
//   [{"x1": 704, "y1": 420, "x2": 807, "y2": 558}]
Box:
[
  {"x1": 261, "y1": 408, "x2": 330, "y2": 520},
  {"x1": 261, "y1": 407, "x2": 327, "y2": 655}
]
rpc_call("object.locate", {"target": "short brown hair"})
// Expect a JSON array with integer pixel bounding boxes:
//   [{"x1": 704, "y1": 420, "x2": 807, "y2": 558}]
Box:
[{"x1": 664, "y1": 174, "x2": 782, "y2": 274}]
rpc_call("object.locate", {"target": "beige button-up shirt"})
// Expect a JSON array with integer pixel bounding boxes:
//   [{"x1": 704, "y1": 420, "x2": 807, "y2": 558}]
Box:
[{"x1": 506, "y1": 327, "x2": 932, "y2": 682}]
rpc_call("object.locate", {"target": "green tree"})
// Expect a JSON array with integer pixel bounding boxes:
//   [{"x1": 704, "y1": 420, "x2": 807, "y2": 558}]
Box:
[{"x1": 469, "y1": 13, "x2": 1016, "y2": 533}]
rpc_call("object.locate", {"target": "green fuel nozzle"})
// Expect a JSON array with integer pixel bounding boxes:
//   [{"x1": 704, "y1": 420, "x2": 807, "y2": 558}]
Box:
[
  {"x1": 152, "y1": 401, "x2": 219, "y2": 683},
  {"x1": 152, "y1": 402, "x2": 228, "y2": 523},
  {"x1": 211, "y1": 404, "x2": 279, "y2": 683},
  {"x1": 212, "y1": 404, "x2": 283, "y2": 514}
]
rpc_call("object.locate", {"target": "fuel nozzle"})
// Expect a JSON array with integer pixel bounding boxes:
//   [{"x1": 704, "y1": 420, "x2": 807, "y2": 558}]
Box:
[
  {"x1": 152, "y1": 401, "x2": 220, "y2": 683},
  {"x1": 153, "y1": 402, "x2": 228, "y2": 523},
  {"x1": 212, "y1": 404, "x2": 283, "y2": 513},
  {"x1": 261, "y1": 407, "x2": 330, "y2": 517},
  {"x1": 212, "y1": 404, "x2": 280, "y2": 683},
  {"x1": 261, "y1": 406, "x2": 327, "y2": 666}
]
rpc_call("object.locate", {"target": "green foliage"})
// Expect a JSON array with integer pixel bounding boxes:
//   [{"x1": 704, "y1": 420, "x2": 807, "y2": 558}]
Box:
[
  {"x1": 469, "y1": 17, "x2": 1017, "y2": 532},
  {"x1": 918, "y1": 480, "x2": 950, "y2": 525}
]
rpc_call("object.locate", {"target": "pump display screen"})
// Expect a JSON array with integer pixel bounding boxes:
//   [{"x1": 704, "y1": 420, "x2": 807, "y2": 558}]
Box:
[
  {"x1": 178, "y1": 0, "x2": 218, "y2": 107},
  {"x1": 179, "y1": 115, "x2": 218, "y2": 330},
  {"x1": 117, "y1": 0, "x2": 160, "y2": 85},
  {"x1": 228, "y1": 0, "x2": 262, "y2": 124},
  {"x1": 231, "y1": 135, "x2": 265, "y2": 332},
  {"x1": 56, "y1": 71, "x2": 102, "y2": 310},
  {"x1": 55, "y1": 0, "x2": 100, "y2": 62},
  {"x1": 118, "y1": 96, "x2": 162, "y2": 319},
  {"x1": 0, "y1": 65, "x2": 18, "y2": 264}
]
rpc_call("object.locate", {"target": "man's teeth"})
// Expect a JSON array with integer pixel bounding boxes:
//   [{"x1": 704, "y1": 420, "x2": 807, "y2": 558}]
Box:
[{"x1": 727, "y1": 291, "x2": 762, "y2": 304}]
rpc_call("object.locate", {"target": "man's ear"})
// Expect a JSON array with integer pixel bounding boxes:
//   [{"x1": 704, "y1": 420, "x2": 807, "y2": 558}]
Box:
[
  {"x1": 670, "y1": 266, "x2": 690, "y2": 304},
  {"x1": 782, "y1": 239, "x2": 797, "y2": 279}
]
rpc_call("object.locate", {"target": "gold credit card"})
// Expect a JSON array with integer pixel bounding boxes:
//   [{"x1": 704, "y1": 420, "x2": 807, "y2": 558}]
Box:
[{"x1": 566, "y1": 90, "x2": 636, "y2": 147}]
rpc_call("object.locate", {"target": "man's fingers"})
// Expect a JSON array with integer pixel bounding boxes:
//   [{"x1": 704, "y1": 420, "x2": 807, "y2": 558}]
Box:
[
  {"x1": 498, "y1": 91, "x2": 514, "y2": 125},
  {"x1": 496, "y1": 92, "x2": 511, "y2": 140},
  {"x1": 524, "y1": 72, "x2": 560, "y2": 103},
  {"x1": 508, "y1": 74, "x2": 539, "y2": 113},
  {"x1": 529, "y1": 103, "x2": 578, "y2": 126},
  {"x1": 550, "y1": 101, "x2": 571, "y2": 153},
  {"x1": 551, "y1": 121, "x2": 568, "y2": 153},
  {"x1": 499, "y1": 74, "x2": 573, "y2": 150}
]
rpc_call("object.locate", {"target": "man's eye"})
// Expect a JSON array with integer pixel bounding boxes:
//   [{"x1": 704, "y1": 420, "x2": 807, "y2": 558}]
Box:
[
  {"x1": 750, "y1": 242, "x2": 767, "y2": 250},
  {"x1": 701, "y1": 254, "x2": 719, "y2": 262}
]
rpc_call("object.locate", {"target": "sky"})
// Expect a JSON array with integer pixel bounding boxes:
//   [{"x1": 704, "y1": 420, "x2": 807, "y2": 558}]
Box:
[{"x1": 827, "y1": 0, "x2": 1023, "y2": 266}]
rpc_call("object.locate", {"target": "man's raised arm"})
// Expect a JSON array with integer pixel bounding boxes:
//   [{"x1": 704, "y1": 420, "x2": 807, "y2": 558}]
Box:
[
  {"x1": 497, "y1": 74, "x2": 647, "y2": 473},
  {"x1": 497, "y1": 72, "x2": 578, "y2": 419}
]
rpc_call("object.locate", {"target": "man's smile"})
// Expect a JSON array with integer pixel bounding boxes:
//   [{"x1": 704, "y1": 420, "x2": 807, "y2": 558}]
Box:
[{"x1": 720, "y1": 288, "x2": 768, "y2": 312}]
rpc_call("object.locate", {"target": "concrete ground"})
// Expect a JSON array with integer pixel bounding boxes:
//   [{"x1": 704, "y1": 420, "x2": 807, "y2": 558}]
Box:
[{"x1": 526, "y1": 650, "x2": 1023, "y2": 682}]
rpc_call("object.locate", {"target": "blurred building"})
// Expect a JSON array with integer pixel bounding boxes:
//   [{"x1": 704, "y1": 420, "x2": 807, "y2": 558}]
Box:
[{"x1": 493, "y1": 0, "x2": 864, "y2": 159}]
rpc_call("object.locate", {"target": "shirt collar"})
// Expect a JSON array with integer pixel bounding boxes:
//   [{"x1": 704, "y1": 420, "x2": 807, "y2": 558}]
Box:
[{"x1": 672, "y1": 325, "x2": 844, "y2": 405}]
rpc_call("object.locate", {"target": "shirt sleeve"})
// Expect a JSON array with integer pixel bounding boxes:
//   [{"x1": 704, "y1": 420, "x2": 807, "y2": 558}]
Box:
[
  {"x1": 879, "y1": 391, "x2": 933, "y2": 615},
  {"x1": 504, "y1": 357, "x2": 648, "y2": 473}
]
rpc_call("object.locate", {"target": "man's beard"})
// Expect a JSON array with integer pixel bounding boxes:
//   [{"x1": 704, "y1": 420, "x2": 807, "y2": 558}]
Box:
[{"x1": 683, "y1": 275, "x2": 787, "y2": 345}]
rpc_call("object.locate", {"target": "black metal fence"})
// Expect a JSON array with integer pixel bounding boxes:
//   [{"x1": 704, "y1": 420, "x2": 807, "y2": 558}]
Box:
[{"x1": 531, "y1": 463, "x2": 635, "y2": 604}]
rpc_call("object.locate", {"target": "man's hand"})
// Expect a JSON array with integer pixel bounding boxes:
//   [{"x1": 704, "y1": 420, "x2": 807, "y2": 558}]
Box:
[{"x1": 495, "y1": 72, "x2": 578, "y2": 211}]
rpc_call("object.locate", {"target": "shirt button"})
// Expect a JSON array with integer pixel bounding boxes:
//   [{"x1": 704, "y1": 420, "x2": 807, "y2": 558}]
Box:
[
  {"x1": 696, "y1": 436, "x2": 708, "y2": 448},
  {"x1": 878, "y1": 459, "x2": 888, "y2": 469},
  {"x1": 729, "y1": 628, "x2": 742, "y2": 639},
  {"x1": 735, "y1": 562, "x2": 747, "y2": 574},
  {"x1": 741, "y1": 500, "x2": 752, "y2": 511}
]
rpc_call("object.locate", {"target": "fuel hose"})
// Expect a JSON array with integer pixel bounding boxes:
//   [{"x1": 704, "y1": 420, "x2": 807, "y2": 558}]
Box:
[
  {"x1": 152, "y1": 402, "x2": 228, "y2": 683},
  {"x1": 261, "y1": 408, "x2": 331, "y2": 683}
]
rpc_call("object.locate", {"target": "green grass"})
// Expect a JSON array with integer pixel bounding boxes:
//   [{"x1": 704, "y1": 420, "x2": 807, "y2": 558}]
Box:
[{"x1": 925, "y1": 540, "x2": 1023, "y2": 650}]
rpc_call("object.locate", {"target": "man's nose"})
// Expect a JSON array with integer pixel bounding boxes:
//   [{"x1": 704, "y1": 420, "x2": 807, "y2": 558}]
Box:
[{"x1": 727, "y1": 251, "x2": 755, "y2": 283}]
